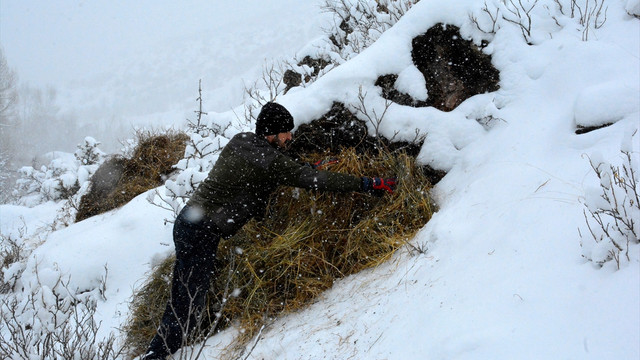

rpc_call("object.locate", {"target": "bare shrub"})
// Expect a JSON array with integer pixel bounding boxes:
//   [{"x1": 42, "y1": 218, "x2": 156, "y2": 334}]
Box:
[
  {"x1": 471, "y1": 0, "x2": 608, "y2": 43},
  {"x1": 555, "y1": 0, "x2": 607, "y2": 40},
  {"x1": 0, "y1": 234, "x2": 26, "y2": 294},
  {"x1": 321, "y1": 0, "x2": 417, "y2": 61},
  {"x1": 350, "y1": 86, "x2": 396, "y2": 144},
  {"x1": 580, "y1": 149, "x2": 639, "y2": 269},
  {"x1": 244, "y1": 62, "x2": 288, "y2": 106},
  {"x1": 0, "y1": 268, "x2": 124, "y2": 359},
  {"x1": 150, "y1": 83, "x2": 234, "y2": 220}
]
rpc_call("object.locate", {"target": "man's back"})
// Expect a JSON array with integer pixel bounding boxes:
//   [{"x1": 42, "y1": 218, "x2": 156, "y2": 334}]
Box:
[{"x1": 189, "y1": 131, "x2": 361, "y2": 235}]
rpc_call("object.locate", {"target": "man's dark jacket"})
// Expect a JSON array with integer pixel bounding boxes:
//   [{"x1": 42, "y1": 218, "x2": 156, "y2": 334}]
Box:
[{"x1": 188, "y1": 132, "x2": 361, "y2": 236}]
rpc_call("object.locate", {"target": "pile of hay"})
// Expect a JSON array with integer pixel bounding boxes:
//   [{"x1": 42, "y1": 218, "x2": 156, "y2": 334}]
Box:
[
  {"x1": 75, "y1": 131, "x2": 188, "y2": 222},
  {"x1": 124, "y1": 148, "x2": 435, "y2": 357}
]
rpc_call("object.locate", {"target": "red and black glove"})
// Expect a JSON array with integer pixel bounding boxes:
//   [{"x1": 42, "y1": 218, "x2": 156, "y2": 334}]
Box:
[
  {"x1": 311, "y1": 158, "x2": 339, "y2": 170},
  {"x1": 361, "y1": 177, "x2": 397, "y2": 195}
]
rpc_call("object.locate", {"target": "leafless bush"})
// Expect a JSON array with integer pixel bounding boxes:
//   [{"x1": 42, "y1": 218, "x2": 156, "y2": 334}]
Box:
[
  {"x1": 349, "y1": 86, "x2": 426, "y2": 155},
  {"x1": 471, "y1": 0, "x2": 607, "y2": 43},
  {"x1": 565, "y1": 0, "x2": 607, "y2": 40},
  {"x1": 553, "y1": 0, "x2": 608, "y2": 40},
  {"x1": 243, "y1": 62, "x2": 288, "y2": 109},
  {"x1": 187, "y1": 79, "x2": 211, "y2": 137},
  {"x1": 350, "y1": 86, "x2": 397, "y2": 145},
  {"x1": 0, "y1": 267, "x2": 124, "y2": 359},
  {"x1": 45, "y1": 193, "x2": 83, "y2": 232},
  {"x1": 502, "y1": 0, "x2": 539, "y2": 43},
  {"x1": 0, "y1": 235, "x2": 26, "y2": 294},
  {"x1": 469, "y1": 0, "x2": 538, "y2": 43},
  {"x1": 403, "y1": 238, "x2": 429, "y2": 256},
  {"x1": 580, "y1": 149, "x2": 639, "y2": 269},
  {"x1": 321, "y1": 0, "x2": 417, "y2": 61},
  {"x1": 470, "y1": 1, "x2": 502, "y2": 34},
  {"x1": 149, "y1": 82, "x2": 232, "y2": 221}
]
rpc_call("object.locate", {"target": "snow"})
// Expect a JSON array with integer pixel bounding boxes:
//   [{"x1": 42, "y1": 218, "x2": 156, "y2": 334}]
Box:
[
  {"x1": 17, "y1": 192, "x2": 174, "y2": 339},
  {"x1": 574, "y1": 80, "x2": 640, "y2": 128},
  {"x1": 627, "y1": 0, "x2": 640, "y2": 15},
  {"x1": 395, "y1": 65, "x2": 428, "y2": 101},
  {"x1": 1, "y1": 0, "x2": 639, "y2": 359}
]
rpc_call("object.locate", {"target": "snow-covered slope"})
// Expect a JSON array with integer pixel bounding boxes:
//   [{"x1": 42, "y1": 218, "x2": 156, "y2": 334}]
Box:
[
  {"x1": 1, "y1": 0, "x2": 639, "y2": 359},
  {"x1": 197, "y1": 1, "x2": 640, "y2": 359}
]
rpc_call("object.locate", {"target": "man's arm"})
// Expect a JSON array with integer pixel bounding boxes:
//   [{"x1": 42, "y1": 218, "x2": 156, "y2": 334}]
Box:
[{"x1": 270, "y1": 153, "x2": 362, "y2": 192}]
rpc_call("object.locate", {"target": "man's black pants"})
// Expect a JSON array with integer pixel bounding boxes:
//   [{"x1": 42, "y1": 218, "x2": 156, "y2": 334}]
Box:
[{"x1": 145, "y1": 206, "x2": 220, "y2": 359}]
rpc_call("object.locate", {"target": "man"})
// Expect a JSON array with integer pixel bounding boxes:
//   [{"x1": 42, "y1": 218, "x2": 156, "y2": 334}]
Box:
[{"x1": 142, "y1": 102, "x2": 395, "y2": 359}]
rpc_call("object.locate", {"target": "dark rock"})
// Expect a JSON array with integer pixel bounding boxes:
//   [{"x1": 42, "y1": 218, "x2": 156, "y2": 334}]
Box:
[
  {"x1": 283, "y1": 69, "x2": 302, "y2": 93},
  {"x1": 283, "y1": 56, "x2": 332, "y2": 93},
  {"x1": 287, "y1": 103, "x2": 369, "y2": 157},
  {"x1": 298, "y1": 56, "x2": 331, "y2": 81},
  {"x1": 90, "y1": 156, "x2": 126, "y2": 196},
  {"x1": 378, "y1": 23, "x2": 500, "y2": 111},
  {"x1": 575, "y1": 123, "x2": 614, "y2": 134},
  {"x1": 375, "y1": 74, "x2": 428, "y2": 107},
  {"x1": 420, "y1": 166, "x2": 447, "y2": 186},
  {"x1": 287, "y1": 102, "x2": 423, "y2": 162}
]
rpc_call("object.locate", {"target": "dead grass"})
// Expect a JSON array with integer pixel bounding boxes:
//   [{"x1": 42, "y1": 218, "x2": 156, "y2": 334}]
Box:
[
  {"x1": 124, "y1": 148, "x2": 435, "y2": 358},
  {"x1": 75, "y1": 130, "x2": 188, "y2": 222},
  {"x1": 123, "y1": 255, "x2": 175, "y2": 354}
]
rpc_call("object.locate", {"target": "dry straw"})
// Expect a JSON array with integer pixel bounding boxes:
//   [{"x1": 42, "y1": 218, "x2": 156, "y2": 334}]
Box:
[
  {"x1": 125, "y1": 147, "x2": 435, "y2": 357},
  {"x1": 75, "y1": 130, "x2": 188, "y2": 222}
]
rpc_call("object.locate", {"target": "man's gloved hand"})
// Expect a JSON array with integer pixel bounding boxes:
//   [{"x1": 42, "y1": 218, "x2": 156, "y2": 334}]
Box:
[
  {"x1": 311, "y1": 158, "x2": 339, "y2": 170},
  {"x1": 361, "y1": 177, "x2": 397, "y2": 195}
]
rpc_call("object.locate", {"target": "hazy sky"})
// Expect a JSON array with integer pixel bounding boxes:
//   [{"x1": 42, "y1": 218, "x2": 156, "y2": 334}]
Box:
[
  {"x1": 0, "y1": 1, "x2": 327, "y2": 88},
  {"x1": 0, "y1": 0, "x2": 329, "y2": 156},
  {"x1": 2, "y1": 1, "x2": 200, "y2": 86}
]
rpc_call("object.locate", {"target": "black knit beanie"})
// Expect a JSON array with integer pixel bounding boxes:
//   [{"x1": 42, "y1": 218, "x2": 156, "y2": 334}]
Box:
[{"x1": 255, "y1": 102, "x2": 294, "y2": 136}]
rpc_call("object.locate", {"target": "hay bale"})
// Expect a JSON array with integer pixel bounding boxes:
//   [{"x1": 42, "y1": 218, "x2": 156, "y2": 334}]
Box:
[
  {"x1": 74, "y1": 156, "x2": 127, "y2": 221},
  {"x1": 124, "y1": 148, "x2": 435, "y2": 357},
  {"x1": 75, "y1": 131, "x2": 188, "y2": 222}
]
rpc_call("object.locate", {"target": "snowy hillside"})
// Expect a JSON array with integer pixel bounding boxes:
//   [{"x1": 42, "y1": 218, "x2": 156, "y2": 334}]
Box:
[{"x1": 1, "y1": 0, "x2": 639, "y2": 359}]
